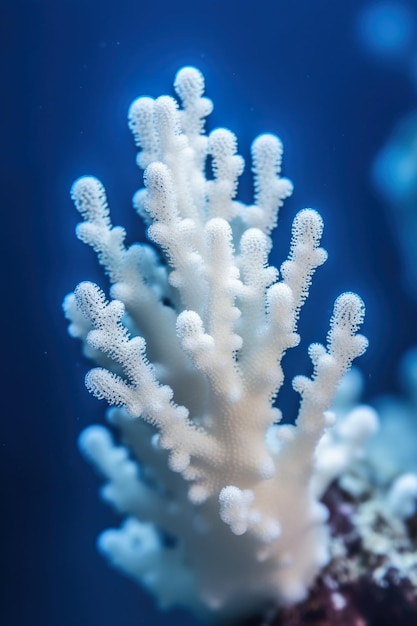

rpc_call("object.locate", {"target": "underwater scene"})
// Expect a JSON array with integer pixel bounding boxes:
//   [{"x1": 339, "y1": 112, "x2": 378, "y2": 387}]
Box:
[{"x1": 4, "y1": 0, "x2": 417, "y2": 624}]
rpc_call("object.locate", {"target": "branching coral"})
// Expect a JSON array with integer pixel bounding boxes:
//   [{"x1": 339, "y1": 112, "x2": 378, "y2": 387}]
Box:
[{"x1": 64, "y1": 67, "x2": 373, "y2": 622}]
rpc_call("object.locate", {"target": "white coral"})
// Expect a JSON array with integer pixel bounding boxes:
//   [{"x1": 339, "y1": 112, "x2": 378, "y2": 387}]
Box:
[{"x1": 64, "y1": 67, "x2": 372, "y2": 622}]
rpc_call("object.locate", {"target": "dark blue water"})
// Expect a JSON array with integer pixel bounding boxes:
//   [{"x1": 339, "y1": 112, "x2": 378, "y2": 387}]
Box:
[{"x1": 3, "y1": 1, "x2": 417, "y2": 624}]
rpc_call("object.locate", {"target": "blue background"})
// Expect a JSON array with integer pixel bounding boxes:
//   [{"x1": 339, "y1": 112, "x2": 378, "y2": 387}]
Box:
[{"x1": 2, "y1": 1, "x2": 417, "y2": 624}]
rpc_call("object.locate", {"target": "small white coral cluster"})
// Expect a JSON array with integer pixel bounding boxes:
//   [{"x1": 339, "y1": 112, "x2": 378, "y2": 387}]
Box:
[
  {"x1": 64, "y1": 67, "x2": 373, "y2": 622},
  {"x1": 324, "y1": 367, "x2": 417, "y2": 597}
]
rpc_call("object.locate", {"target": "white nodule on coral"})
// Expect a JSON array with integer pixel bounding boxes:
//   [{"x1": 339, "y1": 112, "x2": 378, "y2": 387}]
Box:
[
  {"x1": 65, "y1": 67, "x2": 372, "y2": 622},
  {"x1": 219, "y1": 485, "x2": 282, "y2": 542},
  {"x1": 386, "y1": 473, "x2": 417, "y2": 519}
]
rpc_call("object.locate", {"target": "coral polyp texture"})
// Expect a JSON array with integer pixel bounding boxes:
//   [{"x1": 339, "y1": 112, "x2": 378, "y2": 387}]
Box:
[{"x1": 64, "y1": 67, "x2": 372, "y2": 623}]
